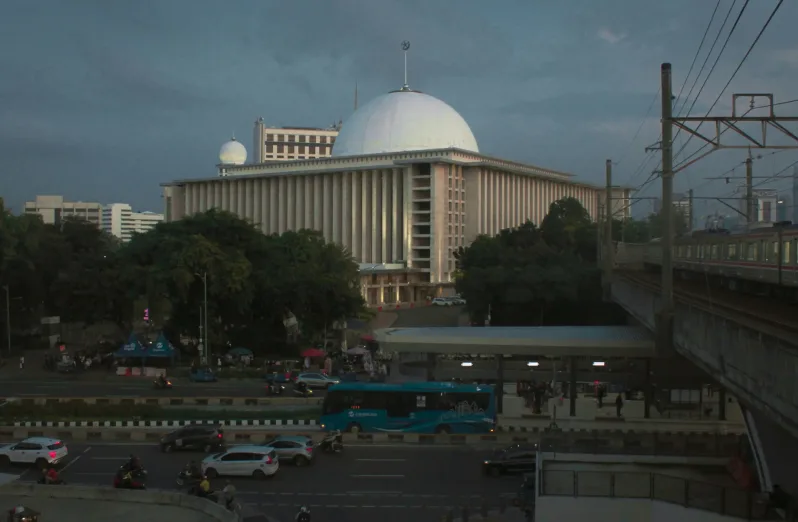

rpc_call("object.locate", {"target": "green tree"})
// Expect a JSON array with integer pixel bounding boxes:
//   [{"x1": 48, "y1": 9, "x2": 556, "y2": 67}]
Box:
[{"x1": 646, "y1": 209, "x2": 689, "y2": 238}]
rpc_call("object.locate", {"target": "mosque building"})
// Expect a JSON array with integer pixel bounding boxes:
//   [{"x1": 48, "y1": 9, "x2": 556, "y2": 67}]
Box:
[{"x1": 162, "y1": 82, "x2": 630, "y2": 305}]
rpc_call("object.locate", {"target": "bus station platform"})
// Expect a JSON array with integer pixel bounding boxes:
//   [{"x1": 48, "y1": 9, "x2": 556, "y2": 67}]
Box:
[{"x1": 373, "y1": 326, "x2": 655, "y2": 356}]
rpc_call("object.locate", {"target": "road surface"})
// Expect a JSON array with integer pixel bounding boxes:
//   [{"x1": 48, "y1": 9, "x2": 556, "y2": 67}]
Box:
[{"x1": 7, "y1": 442, "x2": 518, "y2": 522}]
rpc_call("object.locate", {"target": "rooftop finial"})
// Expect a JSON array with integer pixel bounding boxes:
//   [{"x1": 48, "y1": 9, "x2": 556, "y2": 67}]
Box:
[
  {"x1": 401, "y1": 41, "x2": 410, "y2": 90},
  {"x1": 354, "y1": 81, "x2": 359, "y2": 111}
]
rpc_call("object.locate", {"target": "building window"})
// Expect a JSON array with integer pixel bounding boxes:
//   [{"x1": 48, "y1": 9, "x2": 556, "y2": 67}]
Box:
[
  {"x1": 310, "y1": 136, "x2": 316, "y2": 143},
  {"x1": 267, "y1": 134, "x2": 274, "y2": 141}
]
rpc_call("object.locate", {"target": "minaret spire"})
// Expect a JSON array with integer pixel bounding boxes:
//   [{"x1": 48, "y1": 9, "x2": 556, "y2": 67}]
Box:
[{"x1": 401, "y1": 41, "x2": 410, "y2": 90}]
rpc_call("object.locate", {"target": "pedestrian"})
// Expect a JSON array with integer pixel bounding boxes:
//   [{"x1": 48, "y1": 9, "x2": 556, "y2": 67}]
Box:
[
  {"x1": 615, "y1": 393, "x2": 624, "y2": 418},
  {"x1": 19, "y1": 356, "x2": 24, "y2": 370}
]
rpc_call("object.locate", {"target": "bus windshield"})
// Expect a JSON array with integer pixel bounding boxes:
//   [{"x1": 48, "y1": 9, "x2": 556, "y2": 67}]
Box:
[{"x1": 320, "y1": 382, "x2": 496, "y2": 434}]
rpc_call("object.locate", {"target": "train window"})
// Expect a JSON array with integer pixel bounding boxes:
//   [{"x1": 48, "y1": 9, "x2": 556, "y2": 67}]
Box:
[
  {"x1": 711, "y1": 244, "x2": 719, "y2": 259},
  {"x1": 771, "y1": 242, "x2": 779, "y2": 263},
  {"x1": 747, "y1": 242, "x2": 756, "y2": 261},
  {"x1": 727, "y1": 243, "x2": 737, "y2": 259},
  {"x1": 784, "y1": 241, "x2": 792, "y2": 264},
  {"x1": 686, "y1": 245, "x2": 692, "y2": 258}
]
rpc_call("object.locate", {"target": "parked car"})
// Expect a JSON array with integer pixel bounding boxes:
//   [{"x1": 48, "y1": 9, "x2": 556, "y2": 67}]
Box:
[
  {"x1": 482, "y1": 444, "x2": 537, "y2": 476},
  {"x1": 431, "y1": 297, "x2": 452, "y2": 307},
  {"x1": 260, "y1": 435, "x2": 315, "y2": 466},
  {"x1": 295, "y1": 372, "x2": 340, "y2": 389},
  {"x1": 160, "y1": 424, "x2": 225, "y2": 453},
  {"x1": 201, "y1": 446, "x2": 278, "y2": 479},
  {"x1": 450, "y1": 295, "x2": 466, "y2": 305},
  {"x1": 0, "y1": 437, "x2": 68, "y2": 469}
]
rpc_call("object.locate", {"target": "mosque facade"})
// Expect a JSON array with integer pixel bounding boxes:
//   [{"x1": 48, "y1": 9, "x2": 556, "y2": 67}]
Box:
[{"x1": 162, "y1": 86, "x2": 631, "y2": 305}]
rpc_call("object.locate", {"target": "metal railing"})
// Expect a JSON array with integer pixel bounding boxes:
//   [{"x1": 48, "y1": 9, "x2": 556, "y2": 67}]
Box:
[
  {"x1": 537, "y1": 432, "x2": 741, "y2": 458},
  {"x1": 541, "y1": 470, "x2": 783, "y2": 520}
]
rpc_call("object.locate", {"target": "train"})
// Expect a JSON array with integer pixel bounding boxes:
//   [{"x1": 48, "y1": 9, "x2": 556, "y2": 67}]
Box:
[{"x1": 639, "y1": 221, "x2": 798, "y2": 297}]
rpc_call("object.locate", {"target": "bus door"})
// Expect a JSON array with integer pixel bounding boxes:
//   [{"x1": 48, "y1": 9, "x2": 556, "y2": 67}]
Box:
[{"x1": 382, "y1": 392, "x2": 416, "y2": 431}]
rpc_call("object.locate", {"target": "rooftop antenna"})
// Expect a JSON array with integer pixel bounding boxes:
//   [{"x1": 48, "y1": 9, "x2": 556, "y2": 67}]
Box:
[
  {"x1": 354, "y1": 81, "x2": 358, "y2": 111},
  {"x1": 401, "y1": 41, "x2": 410, "y2": 90}
]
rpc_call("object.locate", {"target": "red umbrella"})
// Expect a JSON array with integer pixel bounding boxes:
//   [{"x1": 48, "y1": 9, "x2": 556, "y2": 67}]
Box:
[
  {"x1": 301, "y1": 348, "x2": 325, "y2": 358},
  {"x1": 360, "y1": 334, "x2": 375, "y2": 342}
]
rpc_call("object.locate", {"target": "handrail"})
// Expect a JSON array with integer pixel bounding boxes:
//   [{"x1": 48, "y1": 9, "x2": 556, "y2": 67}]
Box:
[{"x1": 540, "y1": 470, "x2": 780, "y2": 520}]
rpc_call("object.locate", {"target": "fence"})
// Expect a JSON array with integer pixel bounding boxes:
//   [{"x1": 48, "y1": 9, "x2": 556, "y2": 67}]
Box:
[
  {"x1": 537, "y1": 432, "x2": 741, "y2": 458},
  {"x1": 541, "y1": 470, "x2": 780, "y2": 520}
]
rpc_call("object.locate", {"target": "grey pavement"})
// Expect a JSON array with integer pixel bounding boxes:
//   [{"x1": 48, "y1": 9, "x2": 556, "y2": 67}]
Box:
[
  {"x1": 0, "y1": 495, "x2": 216, "y2": 522},
  {"x1": 6, "y1": 442, "x2": 520, "y2": 522}
]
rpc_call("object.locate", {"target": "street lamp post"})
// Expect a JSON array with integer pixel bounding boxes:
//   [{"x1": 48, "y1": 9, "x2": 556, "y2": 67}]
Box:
[
  {"x1": 197, "y1": 272, "x2": 209, "y2": 364},
  {"x1": 3, "y1": 286, "x2": 10, "y2": 356}
]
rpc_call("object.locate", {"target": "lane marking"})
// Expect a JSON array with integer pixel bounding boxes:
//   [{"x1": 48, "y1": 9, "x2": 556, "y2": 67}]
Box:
[
  {"x1": 346, "y1": 491, "x2": 402, "y2": 495},
  {"x1": 83, "y1": 447, "x2": 92, "y2": 454},
  {"x1": 350, "y1": 475, "x2": 404, "y2": 478},
  {"x1": 356, "y1": 458, "x2": 406, "y2": 462},
  {"x1": 88, "y1": 457, "x2": 133, "y2": 460},
  {"x1": 60, "y1": 455, "x2": 82, "y2": 472}
]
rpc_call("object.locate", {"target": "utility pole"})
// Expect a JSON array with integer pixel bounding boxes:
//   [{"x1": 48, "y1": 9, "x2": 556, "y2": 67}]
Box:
[
  {"x1": 745, "y1": 151, "x2": 754, "y2": 224},
  {"x1": 793, "y1": 166, "x2": 798, "y2": 224},
  {"x1": 603, "y1": 160, "x2": 614, "y2": 301},
  {"x1": 659, "y1": 63, "x2": 675, "y2": 341},
  {"x1": 3, "y1": 286, "x2": 10, "y2": 356},
  {"x1": 203, "y1": 272, "x2": 209, "y2": 364},
  {"x1": 687, "y1": 189, "x2": 694, "y2": 232}
]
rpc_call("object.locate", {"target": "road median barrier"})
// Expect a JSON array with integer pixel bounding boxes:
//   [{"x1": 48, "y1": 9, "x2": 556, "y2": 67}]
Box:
[
  {"x1": 2, "y1": 396, "x2": 322, "y2": 407},
  {"x1": 0, "y1": 482, "x2": 236, "y2": 522},
  {"x1": 0, "y1": 424, "x2": 742, "y2": 455}
]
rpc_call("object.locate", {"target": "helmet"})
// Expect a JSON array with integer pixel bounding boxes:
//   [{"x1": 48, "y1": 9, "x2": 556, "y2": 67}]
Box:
[{"x1": 300, "y1": 506, "x2": 309, "y2": 513}]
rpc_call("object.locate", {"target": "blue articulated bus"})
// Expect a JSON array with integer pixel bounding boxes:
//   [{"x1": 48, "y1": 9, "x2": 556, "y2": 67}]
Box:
[{"x1": 320, "y1": 381, "x2": 496, "y2": 434}]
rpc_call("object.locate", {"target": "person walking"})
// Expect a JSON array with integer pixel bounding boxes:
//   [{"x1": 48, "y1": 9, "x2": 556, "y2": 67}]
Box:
[{"x1": 615, "y1": 393, "x2": 624, "y2": 418}]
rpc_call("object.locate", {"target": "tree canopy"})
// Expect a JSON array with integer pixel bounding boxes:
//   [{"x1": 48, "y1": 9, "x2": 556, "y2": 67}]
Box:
[
  {"x1": 0, "y1": 202, "x2": 365, "y2": 354},
  {"x1": 454, "y1": 197, "x2": 625, "y2": 327}
]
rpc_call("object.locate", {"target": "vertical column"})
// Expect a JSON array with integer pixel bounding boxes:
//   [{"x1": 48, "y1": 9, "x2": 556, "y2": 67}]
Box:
[
  {"x1": 287, "y1": 176, "x2": 296, "y2": 230},
  {"x1": 259, "y1": 179, "x2": 268, "y2": 232},
  {"x1": 496, "y1": 354, "x2": 504, "y2": 415},
  {"x1": 313, "y1": 176, "x2": 323, "y2": 231},
  {"x1": 569, "y1": 356, "x2": 578, "y2": 417},
  {"x1": 295, "y1": 176, "x2": 304, "y2": 229},
  {"x1": 332, "y1": 173, "x2": 341, "y2": 243},
  {"x1": 392, "y1": 169, "x2": 401, "y2": 263},
  {"x1": 323, "y1": 175, "x2": 333, "y2": 240},
  {"x1": 381, "y1": 171, "x2": 389, "y2": 262},
  {"x1": 303, "y1": 176, "x2": 313, "y2": 230},
  {"x1": 351, "y1": 172, "x2": 362, "y2": 260},
  {"x1": 277, "y1": 178, "x2": 287, "y2": 233},
  {"x1": 644, "y1": 358, "x2": 652, "y2": 419},
  {"x1": 361, "y1": 171, "x2": 370, "y2": 262},
  {"x1": 371, "y1": 170, "x2": 380, "y2": 262},
  {"x1": 342, "y1": 172, "x2": 352, "y2": 250}
]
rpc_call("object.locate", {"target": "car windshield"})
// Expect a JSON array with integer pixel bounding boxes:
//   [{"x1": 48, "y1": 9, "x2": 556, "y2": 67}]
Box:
[
  {"x1": 209, "y1": 452, "x2": 225, "y2": 459},
  {"x1": 47, "y1": 442, "x2": 64, "y2": 450}
]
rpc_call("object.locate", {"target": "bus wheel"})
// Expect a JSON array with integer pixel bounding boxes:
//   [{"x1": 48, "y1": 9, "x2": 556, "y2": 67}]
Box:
[
  {"x1": 346, "y1": 423, "x2": 362, "y2": 433},
  {"x1": 435, "y1": 425, "x2": 451, "y2": 434}
]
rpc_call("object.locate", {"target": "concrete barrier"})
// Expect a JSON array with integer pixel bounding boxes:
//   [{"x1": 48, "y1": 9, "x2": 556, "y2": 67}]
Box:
[
  {"x1": 0, "y1": 483, "x2": 236, "y2": 522},
  {"x1": 2, "y1": 396, "x2": 322, "y2": 407},
  {"x1": 0, "y1": 426, "x2": 742, "y2": 455}
]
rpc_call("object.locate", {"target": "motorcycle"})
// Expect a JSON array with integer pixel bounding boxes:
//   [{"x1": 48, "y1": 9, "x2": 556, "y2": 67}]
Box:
[
  {"x1": 265, "y1": 383, "x2": 285, "y2": 396},
  {"x1": 153, "y1": 378, "x2": 173, "y2": 390},
  {"x1": 318, "y1": 430, "x2": 343, "y2": 454},
  {"x1": 114, "y1": 464, "x2": 147, "y2": 490},
  {"x1": 293, "y1": 382, "x2": 313, "y2": 398},
  {"x1": 175, "y1": 465, "x2": 201, "y2": 487}
]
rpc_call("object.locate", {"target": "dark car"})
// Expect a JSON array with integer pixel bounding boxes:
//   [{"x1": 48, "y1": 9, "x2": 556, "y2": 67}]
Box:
[
  {"x1": 159, "y1": 424, "x2": 225, "y2": 453},
  {"x1": 482, "y1": 444, "x2": 537, "y2": 477}
]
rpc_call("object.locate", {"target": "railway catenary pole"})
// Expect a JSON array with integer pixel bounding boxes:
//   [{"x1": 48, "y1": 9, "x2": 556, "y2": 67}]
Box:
[
  {"x1": 659, "y1": 63, "x2": 675, "y2": 359},
  {"x1": 603, "y1": 159, "x2": 614, "y2": 301},
  {"x1": 745, "y1": 151, "x2": 754, "y2": 224}
]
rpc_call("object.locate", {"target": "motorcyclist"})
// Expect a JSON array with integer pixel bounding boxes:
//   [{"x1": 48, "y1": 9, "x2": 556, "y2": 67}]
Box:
[
  {"x1": 295, "y1": 506, "x2": 310, "y2": 522},
  {"x1": 45, "y1": 467, "x2": 59, "y2": 484},
  {"x1": 222, "y1": 480, "x2": 236, "y2": 509},
  {"x1": 198, "y1": 475, "x2": 211, "y2": 498},
  {"x1": 186, "y1": 460, "x2": 201, "y2": 479},
  {"x1": 158, "y1": 374, "x2": 168, "y2": 386},
  {"x1": 125, "y1": 454, "x2": 141, "y2": 471}
]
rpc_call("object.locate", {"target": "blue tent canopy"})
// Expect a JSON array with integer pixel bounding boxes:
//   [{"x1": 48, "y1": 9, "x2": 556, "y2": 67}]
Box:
[
  {"x1": 114, "y1": 333, "x2": 146, "y2": 358},
  {"x1": 147, "y1": 333, "x2": 175, "y2": 358}
]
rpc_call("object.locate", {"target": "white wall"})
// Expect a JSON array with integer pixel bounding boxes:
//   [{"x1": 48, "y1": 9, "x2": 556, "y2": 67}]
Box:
[{"x1": 536, "y1": 496, "x2": 746, "y2": 522}]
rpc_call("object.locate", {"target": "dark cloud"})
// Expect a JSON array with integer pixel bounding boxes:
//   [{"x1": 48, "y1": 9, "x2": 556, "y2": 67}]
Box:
[{"x1": 0, "y1": 0, "x2": 796, "y2": 214}]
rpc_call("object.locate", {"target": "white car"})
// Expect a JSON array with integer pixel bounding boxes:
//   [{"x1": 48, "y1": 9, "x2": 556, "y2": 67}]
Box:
[
  {"x1": 0, "y1": 437, "x2": 68, "y2": 468},
  {"x1": 201, "y1": 446, "x2": 279, "y2": 479},
  {"x1": 296, "y1": 372, "x2": 340, "y2": 389},
  {"x1": 431, "y1": 297, "x2": 452, "y2": 306}
]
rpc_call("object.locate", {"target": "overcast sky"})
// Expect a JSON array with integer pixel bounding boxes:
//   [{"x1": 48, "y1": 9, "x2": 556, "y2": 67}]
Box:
[{"x1": 2, "y1": 0, "x2": 797, "y2": 222}]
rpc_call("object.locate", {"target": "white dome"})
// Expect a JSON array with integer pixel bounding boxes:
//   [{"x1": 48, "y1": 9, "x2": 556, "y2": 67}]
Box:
[
  {"x1": 219, "y1": 138, "x2": 247, "y2": 165},
  {"x1": 332, "y1": 89, "x2": 479, "y2": 157}
]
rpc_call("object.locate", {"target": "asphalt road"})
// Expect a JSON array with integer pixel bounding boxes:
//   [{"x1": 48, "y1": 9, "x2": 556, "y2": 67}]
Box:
[
  {"x1": 0, "y1": 377, "x2": 328, "y2": 399},
  {"x1": 8, "y1": 442, "x2": 519, "y2": 522}
]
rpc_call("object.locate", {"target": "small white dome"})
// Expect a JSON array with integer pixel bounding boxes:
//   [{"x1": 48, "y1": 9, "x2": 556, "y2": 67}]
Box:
[
  {"x1": 332, "y1": 88, "x2": 479, "y2": 157},
  {"x1": 219, "y1": 138, "x2": 247, "y2": 165}
]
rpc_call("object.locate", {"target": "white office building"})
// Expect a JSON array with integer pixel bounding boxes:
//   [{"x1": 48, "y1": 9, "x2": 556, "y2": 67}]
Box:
[{"x1": 101, "y1": 203, "x2": 164, "y2": 242}]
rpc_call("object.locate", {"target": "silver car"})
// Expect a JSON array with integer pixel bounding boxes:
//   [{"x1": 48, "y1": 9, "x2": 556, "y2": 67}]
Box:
[
  {"x1": 261, "y1": 435, "x2": 315, "y2": 466},
  {"x1": 296, "y1": 372, "x2": 340, "y2": 389}
]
